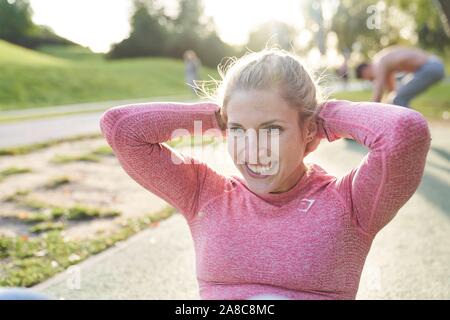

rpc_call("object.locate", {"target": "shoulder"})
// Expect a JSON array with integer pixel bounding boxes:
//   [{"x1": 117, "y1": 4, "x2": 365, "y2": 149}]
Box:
[
  {"x1": 311, "y1": 164, "x2": 352, "y2": 210},
  {"x1": 310, "y1": 162, "x2": 338, "y2": 182}
]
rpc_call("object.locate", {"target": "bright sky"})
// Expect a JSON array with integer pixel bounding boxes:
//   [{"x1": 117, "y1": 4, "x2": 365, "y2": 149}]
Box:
[{"x1": 29, "y1": 0, "x2": 307, "y2": 53}]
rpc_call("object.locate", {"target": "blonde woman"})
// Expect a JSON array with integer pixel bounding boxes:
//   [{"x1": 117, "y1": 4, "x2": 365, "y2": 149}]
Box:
[{"x1": 99, "y1": 48, "x2": 431, "y2": 300}]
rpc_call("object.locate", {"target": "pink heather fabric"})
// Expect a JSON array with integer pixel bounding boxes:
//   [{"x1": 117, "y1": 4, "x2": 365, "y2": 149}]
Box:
[{"x1": 99, "y1": 99, "x2": 431, "y2": 300}]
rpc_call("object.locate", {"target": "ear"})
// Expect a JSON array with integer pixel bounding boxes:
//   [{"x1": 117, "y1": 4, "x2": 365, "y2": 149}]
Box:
[
  {"x1": 305, "y1": 117, "x2": 318, "y2": 142},
  {"x1": 304, "y1": 135, "x2": 321, "y2": 157},
  {"x1": 303, "y1": 117, "x2": 321, "y2": 157}
]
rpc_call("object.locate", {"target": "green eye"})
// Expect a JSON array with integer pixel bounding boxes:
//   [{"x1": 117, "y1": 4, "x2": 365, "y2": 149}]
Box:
[
  {"x1": 266, "y1": 126, "x2": 282, "y2": 134},
  {"x1": 229, "y1": 127, "x2": 245, "y2": 135}
]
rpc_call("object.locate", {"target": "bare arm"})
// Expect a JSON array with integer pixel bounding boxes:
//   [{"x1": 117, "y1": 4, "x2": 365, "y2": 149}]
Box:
[
  {"x1": 386, "y1": 73, "x2": 396, "y2": 93},
  {"x1": 372, "y1": 65, "x2": 389, "y2": 103}
]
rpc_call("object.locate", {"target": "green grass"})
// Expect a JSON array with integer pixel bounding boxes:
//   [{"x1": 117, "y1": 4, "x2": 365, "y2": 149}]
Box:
[
  {"x1": 1, "y1": 40, "x2": 448, "y2": 121},
  {"x1": 91, "y1": 145, "x2": 114, "y2": 156},
  {"x1": 0, "y1": 167, "x2": 32, "y2": 182},
  {"x1": 0, "y1": 133, "x2": 102, "y2": 156},
  {"x1": 43, "y1": 176, "x2": 72, "y2": 189},
  {"x1": 29, "y1": 222, "x2": 65, "y2": 234},
  {"x1": 7, "y1": 203, "x2": 120, "y2": 223},
  {"x1": 0, "y1": 133, "x2": 219, "y2": 158},
  {"x1": 331, "y1": 81, "x2": 450, "y2": 120},
  {"x1": 65, "y1": 205, "x2": 121, "y2": 221},
  {"x1": 0, "y1": 41, "x2": 218, "y2": 111},
  {"x1": 4, "y1": 190, "x2": 121, "y2": 223},
  {"x1": 49, "y1": 137, "x2": 221, "y2": 164},
  {"x1": 50, "y1": 145, "x2": 116, "y2": 164},
  {"x1": 37, "y1": 45, "x2": 104, "y2": 62},
  {"x1": 0, "y1": 107, "x2": 109, "y2": 124},
  {"x1": 51, "y1": 153, "x2": 101, "y2": 164},
  {"x1": 0, "y1": 206, "x2": 175, "y2": 287},
  {"x1": 0, "y1": 40, "x2": 67, "y2": 66},
  {"x1": 3, "y1": 189, "x2": 30, "y2": 201}
]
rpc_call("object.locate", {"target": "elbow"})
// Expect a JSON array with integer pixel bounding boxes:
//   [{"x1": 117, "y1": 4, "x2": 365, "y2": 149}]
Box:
[
  {"x1": 392, "y1": 110, "x2": 432, "y2": 151},
  {"x1": 417, "y1": 113, "x2": 431, "y2": 140},
  {"x1": 100, "y1": 106, "x2": 123, "y2": 128},
  {"x1": 99, "y1": 105, "x2": 127, "y2": 146},
  {"x1": 406, "y1": 111, "x2": 431, "y2": 142}
]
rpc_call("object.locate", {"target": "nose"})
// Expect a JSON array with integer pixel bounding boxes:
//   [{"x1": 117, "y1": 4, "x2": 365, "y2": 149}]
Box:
[
  {"x1": 246, "y1": 129, "x2": 273, "y2": 165},
  {"x1": 229, "y1": 129, "x2": 274, "y2": 165},
  {"x1": 246, "y1": 129, "x2": 258, "y2": 164}
]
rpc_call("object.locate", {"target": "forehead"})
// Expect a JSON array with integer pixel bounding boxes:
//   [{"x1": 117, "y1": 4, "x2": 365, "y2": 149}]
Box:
[{"x1": 226, "y1": 89, "x2": 298, "y2": 126}]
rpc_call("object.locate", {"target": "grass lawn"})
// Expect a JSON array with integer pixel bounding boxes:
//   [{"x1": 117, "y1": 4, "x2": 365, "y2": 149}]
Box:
[
  {"x1": 0, "y1": 40, "x2": 219, "y2": 111},
  {"x1": 332, "y1": 81, "x2": 450, "y2": 120},
  {"x1": 1, "y1": 40, "x2": 449, "y2": 121},
  {"x1": 0, "y1": 133, "x2": 222, "y2": 287},
  {"x1": 0, "y1": 206, "x2": 175, "y2": 287}
]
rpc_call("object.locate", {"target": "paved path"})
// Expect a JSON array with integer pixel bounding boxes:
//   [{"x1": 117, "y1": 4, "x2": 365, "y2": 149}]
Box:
[
  {"x1": 33, "y1": 214, "x2": 199, "y2": 299},
  {"x1": 32, "y1": 124, "x2": 450, "y2": 299},
  {"x1": 0, "y1": 97, "x2": 196, "y2": 148},
  {"x1": 1, "y1": 100, "x2": 447, "y2": 299}
]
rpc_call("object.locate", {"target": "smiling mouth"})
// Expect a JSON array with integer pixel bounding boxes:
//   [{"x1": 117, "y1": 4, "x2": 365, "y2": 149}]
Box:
[{"x1": 244, "y1": 162, "x2": 275, "y2": 178}]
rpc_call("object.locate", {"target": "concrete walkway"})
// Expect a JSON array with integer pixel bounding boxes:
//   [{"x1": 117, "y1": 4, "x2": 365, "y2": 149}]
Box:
[
  {"x1": 31, "y1": 124, "x2": 450, "y2": 300},
  {"x1": 0, "y1": 97, "x2": 195, "y2": 148},
  {"x1": 33, "y1": 214, "x2": 199, "y2": 299},
  {"x1": 1, "y1": 99, "x2": 448, "y2": 299}
]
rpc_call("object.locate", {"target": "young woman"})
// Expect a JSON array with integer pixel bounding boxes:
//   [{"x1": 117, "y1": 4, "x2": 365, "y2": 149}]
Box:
[{"x1": 99, "y1": 48, "x2": 431, "y2": 300}]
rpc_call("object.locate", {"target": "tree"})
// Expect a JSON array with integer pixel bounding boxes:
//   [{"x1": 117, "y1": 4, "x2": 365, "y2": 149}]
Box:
[
  {"x1": 306, "y1": 0, "x2": 327, "y2": 55},
  {"x1": 0, "y1": 0, "x2": 34, "y2": 45},
  {"x1": 109, "y1": 0, "x2": 238, "y2": 68},
  {"x1": 173, "y1": 0, "x2": 204, "y2": 35},
  {"x1": 330, "y1": 0, "x2": 410, "y2": 58},
  {"x1": 109, "y1": 0, "x2": 169, "y2": 58},
  {"x1": 0, "y1": 0, "x2": 75, "y2": 48},
  {"x1": 385, "y1": 0, "x2": 450, "y2": 51},
  {"x1": 436, "y1": 0, "x2": 450, "y2": 35},
  {"x1": 246, "y1": 21, "x2": 298, "y2": 52},
  {"x1": 197, "y1": 17, "x2": 237, "y2": 67},
  {"x1": 166, "y1": 0, "x2": 206, "y2": 59}
]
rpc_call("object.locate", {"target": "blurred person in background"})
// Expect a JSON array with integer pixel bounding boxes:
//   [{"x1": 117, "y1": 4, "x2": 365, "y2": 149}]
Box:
[
  {"x1": 184, "y1": 50, "x2": 201, "y2": 95},
  {"x1": 355, "y1": 46, "x2": 445, "y2": 108}
]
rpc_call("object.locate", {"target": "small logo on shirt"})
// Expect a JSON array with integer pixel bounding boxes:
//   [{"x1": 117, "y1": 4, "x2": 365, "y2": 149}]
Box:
[{"x1": 299, "y1": 199, "x2": 315, "y2": 213}]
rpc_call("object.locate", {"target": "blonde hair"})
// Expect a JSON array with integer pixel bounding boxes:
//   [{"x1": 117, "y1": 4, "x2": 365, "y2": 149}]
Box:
[{"x1": 195, "y1": 47, "x2": 324, "y2": 126}]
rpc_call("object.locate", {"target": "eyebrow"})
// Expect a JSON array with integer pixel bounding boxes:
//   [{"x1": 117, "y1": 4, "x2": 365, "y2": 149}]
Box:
[{"x1": 227, "y1": 120, "x2": 285, "y2": 128}]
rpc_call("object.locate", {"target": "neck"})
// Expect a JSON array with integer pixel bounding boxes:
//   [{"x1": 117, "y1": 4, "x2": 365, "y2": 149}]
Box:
[{"x1": 270, "y1": 163, "x2": 307, "y2": 194}]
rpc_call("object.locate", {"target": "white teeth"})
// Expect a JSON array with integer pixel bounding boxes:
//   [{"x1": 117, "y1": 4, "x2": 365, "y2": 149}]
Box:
[{"x1": 247, "y1": 163, "x2": 273, "y2": 174}]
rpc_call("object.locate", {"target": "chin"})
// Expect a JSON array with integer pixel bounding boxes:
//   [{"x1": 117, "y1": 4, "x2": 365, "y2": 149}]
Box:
[
  {"x1": 245, "y1": 180, "x2": 275, "y2": 194},
  {"x1": 238, "y1": 163, "x2": 279, "y2": 194}
]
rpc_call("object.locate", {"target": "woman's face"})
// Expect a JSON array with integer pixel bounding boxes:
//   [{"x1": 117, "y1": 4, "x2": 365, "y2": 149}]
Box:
[{"x1": 226, "y1": 89, "x2": 311, "y2": 194}]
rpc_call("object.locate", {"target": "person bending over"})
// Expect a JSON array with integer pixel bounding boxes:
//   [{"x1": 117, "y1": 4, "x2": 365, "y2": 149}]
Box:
[{"x1": 355, "y1": 46, "x2": 445, "y2": 108}]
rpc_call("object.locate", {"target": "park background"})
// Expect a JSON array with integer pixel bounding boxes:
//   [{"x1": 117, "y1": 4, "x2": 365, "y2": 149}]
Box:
[{"x1": 0, "y1": 0, "x2": 449, "y2": 299}]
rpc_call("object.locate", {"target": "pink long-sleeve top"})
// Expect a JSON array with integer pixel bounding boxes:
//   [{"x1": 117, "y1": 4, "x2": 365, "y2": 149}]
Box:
[{"x1": 99, "y1": 99, "x2": 431, "y2": 300}]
